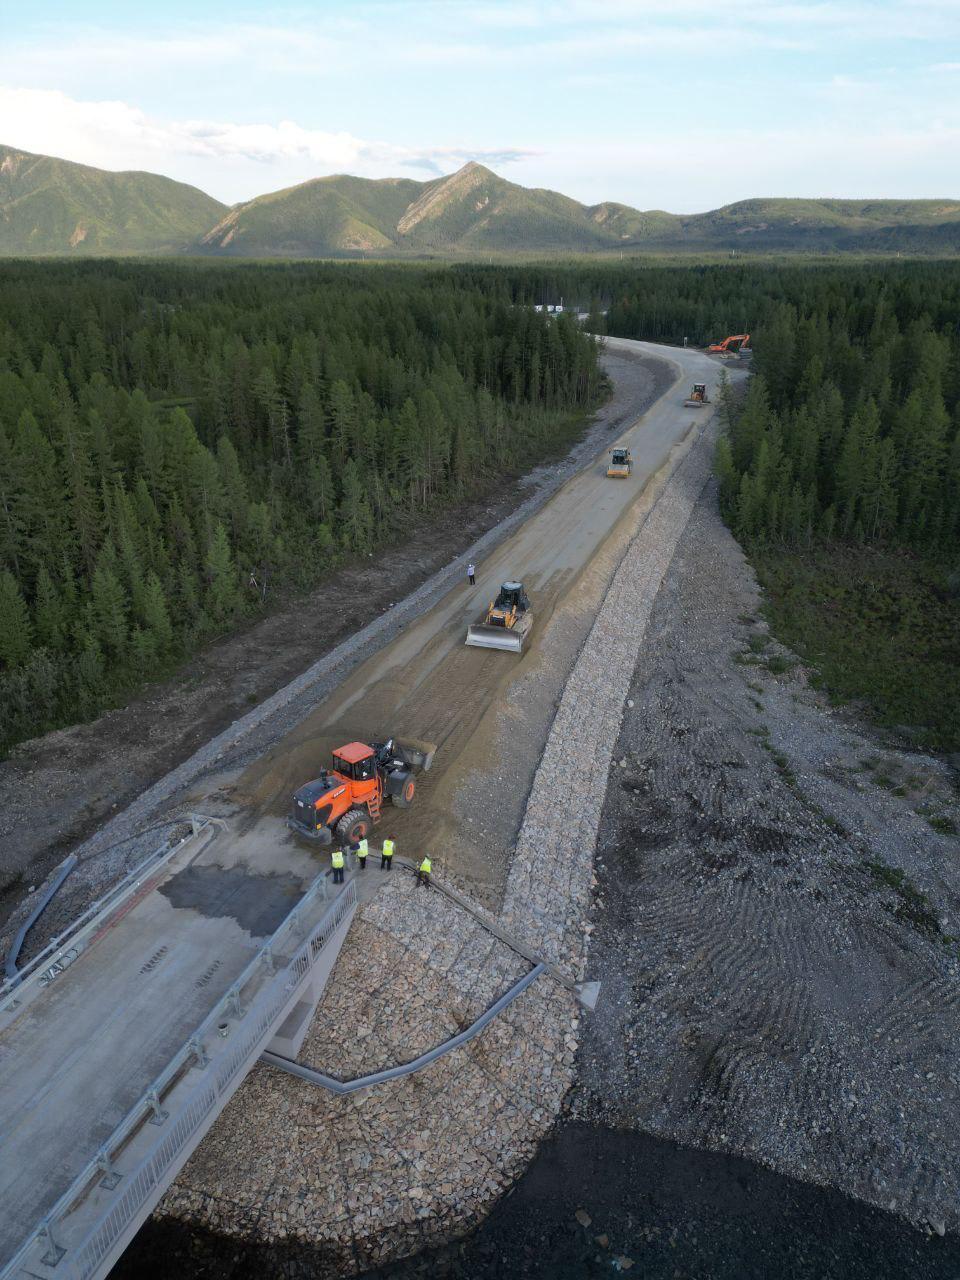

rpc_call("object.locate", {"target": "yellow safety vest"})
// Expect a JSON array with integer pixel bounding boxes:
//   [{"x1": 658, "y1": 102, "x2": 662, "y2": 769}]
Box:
[
  {"x1": 382, "y1": 839, "x2": 395, "y2": 859},
  {"x1": 357, "y1": 839, "x2": 369, "y2": 858},
  {"x1": 419, "y1": 857, "x2": 432, "y2": 874},
  {"x1": 332, "y1": 849, "x2": 344, "y2": 869}
]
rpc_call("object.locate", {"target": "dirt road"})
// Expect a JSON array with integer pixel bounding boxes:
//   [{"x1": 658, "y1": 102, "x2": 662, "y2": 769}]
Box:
[
  {"x1": 190, "y1": 340, "x2": 724, "y2": 902},
  {"x1": 0, "y1": 345, "x2": 670, "y2": 937}
]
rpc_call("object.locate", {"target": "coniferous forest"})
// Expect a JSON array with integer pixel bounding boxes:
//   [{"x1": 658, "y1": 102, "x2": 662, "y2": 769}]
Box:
[
  {"x1": 2, "y1": 256, "x2": 958, "y2": 754},
  {"x1": 461, "y1": 258, "x2": 960, "y2": 745},
  {"x1": 0, "y1": 262, "x2": 602, "y2": 752}
]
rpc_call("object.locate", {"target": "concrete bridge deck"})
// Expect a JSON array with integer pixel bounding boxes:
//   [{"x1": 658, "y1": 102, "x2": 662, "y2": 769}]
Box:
[{"x1": 0, "y1": 819, "x2": 357, "y2": 1280}]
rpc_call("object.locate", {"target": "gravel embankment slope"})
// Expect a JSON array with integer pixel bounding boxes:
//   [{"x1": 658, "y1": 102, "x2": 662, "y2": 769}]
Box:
[{"x1": 575, "y1": 476, "x2": 960, "y2": 1236}]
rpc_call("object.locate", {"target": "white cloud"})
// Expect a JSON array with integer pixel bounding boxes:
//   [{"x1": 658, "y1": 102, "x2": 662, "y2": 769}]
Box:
[{"x1": 0, "y1": 86, "x2": 534, "y2": 202}]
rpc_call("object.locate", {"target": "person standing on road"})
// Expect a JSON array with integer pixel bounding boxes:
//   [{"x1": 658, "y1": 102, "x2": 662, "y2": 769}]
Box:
[
  {"x1": 332, "y1": 847, "x2": 345, "y2": 885},
  {"x1": 356, "y1": 837, "x2": 369, "y2": 872},
  {"x1": 467, "y1": 562, "x2": 476, "y2": 587},
  {"x1": 381, "y1": 837, "x2": 395, "y2": 871},
  {"x1": 417, "y1": 855, "x2": 432, "y2": 888}
]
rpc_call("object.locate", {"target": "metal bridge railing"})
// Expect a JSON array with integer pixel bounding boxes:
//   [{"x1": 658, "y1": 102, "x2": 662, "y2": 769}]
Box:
[
  {"x1": 1, "y1": 817, "x2": 216, "y2": 1004},
  {"x1": 1, "y1": 875, "x2": 357, "y2": 1280}
]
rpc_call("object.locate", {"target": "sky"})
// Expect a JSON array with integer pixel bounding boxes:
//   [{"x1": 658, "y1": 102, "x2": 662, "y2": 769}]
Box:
[{"x1": 2, "y1": 1, "x2": 959, "y2": 212}]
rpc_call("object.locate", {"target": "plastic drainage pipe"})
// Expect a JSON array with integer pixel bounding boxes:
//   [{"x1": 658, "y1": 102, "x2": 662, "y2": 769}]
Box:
[
  {"x1": 262, "y1": 962, "x2": 546, "y2": 1094},
  {"x1": 4, "y1": 854, "x2": 78, "y2": 982}
]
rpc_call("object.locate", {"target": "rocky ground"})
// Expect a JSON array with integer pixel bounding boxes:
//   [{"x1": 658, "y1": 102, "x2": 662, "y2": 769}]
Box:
[
  {"x1": 117, "y1": 868, "x2": 579, "y2": 1278},
  {"x1": 574, "y1": 478, "x2": 960, "y2": 1237}
]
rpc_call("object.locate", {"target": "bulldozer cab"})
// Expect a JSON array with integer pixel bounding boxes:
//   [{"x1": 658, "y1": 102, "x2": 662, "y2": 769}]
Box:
[
  {"x1": 496, "y1": 583, "x2": 535, "y2": 616},
  {"x1": 494, "y1": 581, "x2": 530, "y2": 613}
]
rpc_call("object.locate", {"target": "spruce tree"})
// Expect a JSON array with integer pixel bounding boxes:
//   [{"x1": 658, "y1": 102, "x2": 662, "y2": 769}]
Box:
[
  {"x1": 0, "y1": 571, "x2": 33, "y2": 667},
  {"x1": 205, "y1": 523, "x2": 240, "y2": 621},
  {"x1": 91, "y1": 556, "x2": 129, "y2": 660}
]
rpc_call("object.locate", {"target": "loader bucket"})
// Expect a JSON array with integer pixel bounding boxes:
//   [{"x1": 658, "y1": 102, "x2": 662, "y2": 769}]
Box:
[{"x1": 395, "y1": 737, "x2": 438, "y2": 772}]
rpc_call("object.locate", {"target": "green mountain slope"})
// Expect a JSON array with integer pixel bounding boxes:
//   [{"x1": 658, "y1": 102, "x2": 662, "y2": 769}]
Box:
[
  {"x1": 194, "y1": 164, "x2": 960, "y2": 257},
  {"x1": 199, "y1": 173, "x2": 424, "y2": 256},
  {"x1": 2, "y1": 144, "x2": 960, "y2": 258},
  {"x1": 0, "y1": 145, "x2": 226, "y2": 255}
]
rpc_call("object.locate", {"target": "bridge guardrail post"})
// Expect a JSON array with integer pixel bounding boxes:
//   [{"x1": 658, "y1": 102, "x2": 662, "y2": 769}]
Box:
[
  {"x1": 96, "y1": 1148, "x2": 122, "y2": 1190},
  {"x1": 38, "y1": 1219, "x2": 65, "y2": 1266},
  {"x1": 145, "y1": 1089, "x2": 168, "y2": 1126},
  {"x1": 189, "y1": 1036, "x2": 209, "y2": 1069}
]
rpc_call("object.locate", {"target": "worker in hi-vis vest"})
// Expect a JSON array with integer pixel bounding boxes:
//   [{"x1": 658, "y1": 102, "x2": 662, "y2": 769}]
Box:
[
  {"x1": 381, "y1": 838, "x2": 395, "y2": 871},
  {"x1": 356, "y1": 837, "x2": 369, "y2": 871},
  {"x1": 331, "y1": 847, "x2": 345, "y2": 884},
  {"x1": 417, "y1": 855, "x2": 432, "y2": 887}
]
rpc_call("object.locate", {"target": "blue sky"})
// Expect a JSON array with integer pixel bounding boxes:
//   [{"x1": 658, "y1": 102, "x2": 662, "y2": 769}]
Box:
[{"x1": 2, "y1": 1, "x2": 959, "y2": 210}]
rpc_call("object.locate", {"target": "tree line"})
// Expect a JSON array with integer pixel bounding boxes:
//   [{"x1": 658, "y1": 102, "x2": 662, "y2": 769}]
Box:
[
  {"x1": 456, "y1": 258, "x2": 960, "y2": 554},
  {"x1": 0, "y1": 261, "x2": 602, "y2": 751}
]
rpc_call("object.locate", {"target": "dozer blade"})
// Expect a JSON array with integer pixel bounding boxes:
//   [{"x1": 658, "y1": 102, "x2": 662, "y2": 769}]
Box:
[
  {"x1": 465, "y1": 625, "x2": 524, "y2": 653},
  {"x1": 465, "y1": 611, "x2": 533, "y2": 654}
]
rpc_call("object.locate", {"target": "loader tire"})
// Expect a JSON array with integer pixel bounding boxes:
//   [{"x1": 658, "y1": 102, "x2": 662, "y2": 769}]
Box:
[
  {"x1": 391, "y1": 778, "x2": 416, "y2": 809},
  {"x1": 336, "y1": 809, "x2": 372, "y2": 844}
]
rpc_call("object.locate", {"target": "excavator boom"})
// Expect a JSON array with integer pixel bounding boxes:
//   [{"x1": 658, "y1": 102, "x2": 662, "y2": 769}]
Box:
[{"x1": 708, "y1": 333, "x2": 751, "y2": 355}]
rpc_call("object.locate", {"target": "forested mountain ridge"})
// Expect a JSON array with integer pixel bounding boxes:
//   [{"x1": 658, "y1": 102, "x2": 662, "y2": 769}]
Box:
[
  {"x1": 4, "y1": 144, "x2": 960, "y2": 257},
  {"x1": 0, "y1": 145, "x2": 226, "y2": 256},
  {"x1": 192, "y1": 163, "x2": 960, "y2": 256},
  {"x1": 0, "y1": 261, "x2": 602, "y2": 752}
]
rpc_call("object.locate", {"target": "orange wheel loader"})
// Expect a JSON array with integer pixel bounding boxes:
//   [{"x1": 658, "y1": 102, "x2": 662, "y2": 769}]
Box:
[{"x1": 288, "y1": 738, "x2": 435, "y2": 845}]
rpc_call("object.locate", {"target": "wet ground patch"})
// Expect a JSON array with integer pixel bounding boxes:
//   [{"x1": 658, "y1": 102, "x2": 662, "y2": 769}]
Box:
[{"x1": 159, "y1": 863, "x2": 305, "y2": 937}]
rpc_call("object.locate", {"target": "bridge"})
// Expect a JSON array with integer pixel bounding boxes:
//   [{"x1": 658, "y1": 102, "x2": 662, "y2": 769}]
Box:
[{"x1": 0, "y1": 818, "x2": 358, "y2": 1280}]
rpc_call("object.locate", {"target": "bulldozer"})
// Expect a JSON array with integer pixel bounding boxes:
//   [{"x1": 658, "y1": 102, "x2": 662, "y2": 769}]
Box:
[
  {"x1": 288, "y1": 737, "x2": 436, "y2": 845},
  {"x1": 606, "y1": 447, "x2": 633, "y2": 478},
  {"x1": 465, "y1": 581, "x2": 533, "y2": 654},
  {"x1": 684, "y1": 383, "x2": 710, "y2": 408}
]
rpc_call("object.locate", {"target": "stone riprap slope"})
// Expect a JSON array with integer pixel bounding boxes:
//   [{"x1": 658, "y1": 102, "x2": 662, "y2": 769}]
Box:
[{"x1": 154, "y1": 874, "x2": 577, "y2": 1274}]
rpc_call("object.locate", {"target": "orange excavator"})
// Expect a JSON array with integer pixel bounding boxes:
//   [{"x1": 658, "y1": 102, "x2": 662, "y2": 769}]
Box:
[
  {"x1": 708, "y1": 333, "x2": 751, "y2": 357},
  {"x1": 288, "y1": 738, "x2": 435, "y2": 845}
]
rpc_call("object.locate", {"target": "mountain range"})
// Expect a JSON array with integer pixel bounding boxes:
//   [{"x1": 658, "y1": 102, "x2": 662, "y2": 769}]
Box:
[{"x1": 3, "y1": 144, "x2": 960, "y2": 258}]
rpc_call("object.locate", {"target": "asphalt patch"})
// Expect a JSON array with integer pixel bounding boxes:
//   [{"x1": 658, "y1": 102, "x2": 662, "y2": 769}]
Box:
[{"x1": 159, "y1": 864, "x2": 304, "y2": 937}]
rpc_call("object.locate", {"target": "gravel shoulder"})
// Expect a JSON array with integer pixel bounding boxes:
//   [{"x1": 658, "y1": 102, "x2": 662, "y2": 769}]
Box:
[{"x1": 575, "y1": 474, "x2": 960, "y2": 1236}]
